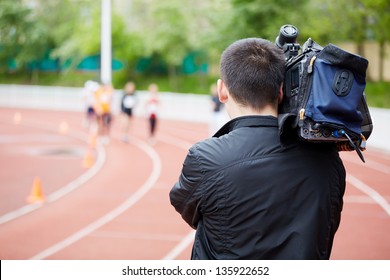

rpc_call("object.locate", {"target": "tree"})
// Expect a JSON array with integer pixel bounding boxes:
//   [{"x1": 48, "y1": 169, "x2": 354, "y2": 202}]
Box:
[
  {"x1": 50, "y1": 0, "x2": 144, "y2": 85},
  {"x1": 129, "y1": 0, "x2": 234, "y2": 90},
  {"x1": 305, "y1": 0, "x2": 390, "y2": 81},
  {"x1": 130, "y1": 0, "x2": 193, "y2": 90},
  {"x1": 0, "y1": 0, "x2": 49, "y2": 80},
  {"x1": 228, "y1": 0, "x2": 310, "y2": 41},
  {"x1": 366, "y1": 0, "x2": 390, "y2": 81},
  {"x1": 0, "y1": 0, "x2": 99, "y2": 81},
  {"x1": 2, "y1": 0, "x2": 388, "y2": 87},
  {"x1": 48, "y1": 0, "x2": 101, "y2": 71}
]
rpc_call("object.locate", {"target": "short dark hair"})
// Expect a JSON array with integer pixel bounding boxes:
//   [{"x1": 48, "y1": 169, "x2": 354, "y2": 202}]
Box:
[{"x1": 220, "y1": 38, "x2": 285, "y2": 111}]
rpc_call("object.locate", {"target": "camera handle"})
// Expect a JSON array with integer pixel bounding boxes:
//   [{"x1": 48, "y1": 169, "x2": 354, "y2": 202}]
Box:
[{"x1": 283, "y1": 43, "x2": 300, "y2": 60}]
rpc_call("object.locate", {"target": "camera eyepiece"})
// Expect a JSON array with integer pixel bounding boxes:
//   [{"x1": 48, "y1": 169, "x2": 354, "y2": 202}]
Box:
[{"x1": 275, "y1": 25, "x2": 299, "y2": 48}]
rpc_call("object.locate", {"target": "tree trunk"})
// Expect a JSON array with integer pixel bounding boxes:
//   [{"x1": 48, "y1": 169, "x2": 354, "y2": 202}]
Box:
[
  {"x1": 168, "y1": 65, "x2": 178, "y2": 92},
  {"x1": 379, "y1": 40, "x2": 385, "y2": 82}
]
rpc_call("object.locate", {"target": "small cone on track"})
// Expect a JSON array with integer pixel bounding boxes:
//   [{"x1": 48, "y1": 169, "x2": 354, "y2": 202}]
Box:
[
  {"x1": 88, "y1": 133, "x2": 97, "y2": 148},
  {"x1": 82, "y1": 149, "x2": 94, "y2": 168},
  {"x1": 13, "y1": 112, "x2": 22, "y2": 125},
  {"x1": 27, "y1": 176, "x2": 46, "y2": 204},
  {"x1": 58, "y1": 121, "x2": 69, "y2": 134}
]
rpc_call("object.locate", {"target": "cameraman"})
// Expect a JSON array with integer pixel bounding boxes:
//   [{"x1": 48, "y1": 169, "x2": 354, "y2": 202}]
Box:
[{"x1": 169, "y1": 38, "x2": 346, "y2": 259}]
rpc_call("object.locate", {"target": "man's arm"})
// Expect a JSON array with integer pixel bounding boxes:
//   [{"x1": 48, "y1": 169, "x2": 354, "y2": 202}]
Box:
[{"x1": 169, "y1": 145, "x2": 204, "y2": 229}]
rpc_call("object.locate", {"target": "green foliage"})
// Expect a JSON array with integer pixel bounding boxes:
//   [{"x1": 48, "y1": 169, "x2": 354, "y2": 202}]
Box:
[
  {"x1": 50, "y1": 1, "x2": 101, "y2": 69},
  {"x1": 228, "y1": 0, "x2": 309, "y2": 41},
  {"x1": 0, "y1": 0, "x2": 49, "y2": 70},
  {"x1": 367, "y1": 0, "x2": 390, "y2": 42},
  {"x1": 0, "y1": 71, "x2": 98, "y2": 87},
  {"x1": 139, "y1": 0, "x2": 189, "y2": 66},
  {"x1": 1, "y1": 0, "x2": 390, "y2": 108}
]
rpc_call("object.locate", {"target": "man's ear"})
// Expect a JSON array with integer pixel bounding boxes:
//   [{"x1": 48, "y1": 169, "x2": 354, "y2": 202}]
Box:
[
  {"x1": 217, "y1": 79, "x2": 228, "y2": 103},
  {"x1": 277, "y1": 83, "x2": 284, "y2": 104}
]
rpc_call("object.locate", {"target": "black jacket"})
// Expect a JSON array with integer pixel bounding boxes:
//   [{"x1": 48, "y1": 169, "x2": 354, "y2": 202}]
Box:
[{"x1": 170, "y1": 115, "x2": 346, "y2": 259}]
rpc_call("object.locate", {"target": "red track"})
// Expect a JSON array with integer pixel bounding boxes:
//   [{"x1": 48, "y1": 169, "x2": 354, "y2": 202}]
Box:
[{"x1": 0, "y1": 107, "x2": 389, "y2": 260}]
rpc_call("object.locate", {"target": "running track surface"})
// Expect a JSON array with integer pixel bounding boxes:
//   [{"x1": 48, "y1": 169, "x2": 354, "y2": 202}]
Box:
[{"x1": 0, "y1": 107, "x2": 389, "y2": 260}]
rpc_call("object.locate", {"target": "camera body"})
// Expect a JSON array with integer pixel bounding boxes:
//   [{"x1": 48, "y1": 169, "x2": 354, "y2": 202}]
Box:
[{"x1": 276, "y1": 25, "x2": 303, "y2": 118}]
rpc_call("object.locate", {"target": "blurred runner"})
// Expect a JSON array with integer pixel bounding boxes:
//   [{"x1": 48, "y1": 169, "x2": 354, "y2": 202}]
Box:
[
  {"x1": 145, "y1": 83, "x2": 160, "y2": 145},
  {"x1": 82, "y1": 80, "x2": 100, "y2": 132},
  {"x1": 94, "y1": 83, "x2": 114, "y2": 145},
  {"x1": 120, "y1": 81, "x2": 138, "y2": 142}
]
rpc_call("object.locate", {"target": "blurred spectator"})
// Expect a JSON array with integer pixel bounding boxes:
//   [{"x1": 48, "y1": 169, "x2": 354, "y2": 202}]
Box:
[{"x1": 209, "y1": 83, "x2": 226, "y2": 136}]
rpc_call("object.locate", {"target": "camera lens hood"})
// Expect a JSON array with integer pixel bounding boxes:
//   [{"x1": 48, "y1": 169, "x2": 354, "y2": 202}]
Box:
[{"x1": 275, "y1": 25, "x2": 299, "y2": 48}]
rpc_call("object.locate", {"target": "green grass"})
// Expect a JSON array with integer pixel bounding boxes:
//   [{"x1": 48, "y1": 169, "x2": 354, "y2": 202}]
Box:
[{"x1": 365, "y1": 82, "x2": 390, "y2": 108}]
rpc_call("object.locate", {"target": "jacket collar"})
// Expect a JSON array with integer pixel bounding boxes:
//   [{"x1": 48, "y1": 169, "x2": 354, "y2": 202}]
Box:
[{"x1": 213, "y1": 115, "x2": 278, "y2": 137}]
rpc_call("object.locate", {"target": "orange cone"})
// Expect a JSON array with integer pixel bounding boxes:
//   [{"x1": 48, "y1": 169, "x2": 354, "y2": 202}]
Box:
[
  {"x1": 27, "y1": 176, "x2": 46, "y2": 204},
  {"x1": 82, "y1": 149, "x2": 94, "y2": 168},
  {"x1": 13, "y1": 112, "x2": 22, "y2": 125},
  {"x1": 58, "y1": 121, "x2": 69, "y2": 134},
  {"x1": 88, "y1": 134, "x2": 97, "y2": 148}
]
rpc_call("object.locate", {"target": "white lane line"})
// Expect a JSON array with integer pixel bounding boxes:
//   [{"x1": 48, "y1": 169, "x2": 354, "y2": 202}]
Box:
[
  {"x1": 158, "y1": 133, "x2": 197, "y2": 260},
  {"x1": 30, "y1": 136, "x2": 161, "y2": 260},
  {"x1": 0, "y1": 123, "x2": 106, "y2": 225},
  {"x1": 48, "y1": 144, "x2": 105, "y2": 202},
  {"x1": 0, "y1": 203, "x2": 42, "y2": 225},
  {"x1": 91, "y1": 231, "x2": 185, "y2": 242},
  {"x1": 342, "y1": 155, "x2": 390, "y2": 175},
  {"x1": 344, "y1": 195, "x2": 376, "y2": 204},
  {"x1": 163, "y1": 230, "x2": 195, "y2": 260},
  {"x1": 362, "y1": 160, "x2": 390, "y2": 175},
  {"x1": 157, "y1": 134, "x2": 193, "y2": 151},
  {"x1": 347, "y1": 174, "x2": 390, "y2": 216}
]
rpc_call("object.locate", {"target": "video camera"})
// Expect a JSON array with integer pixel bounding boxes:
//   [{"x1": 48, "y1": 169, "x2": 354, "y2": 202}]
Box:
[{"x1": 274, "y1": 24, "x2": 372, "y2": 162}]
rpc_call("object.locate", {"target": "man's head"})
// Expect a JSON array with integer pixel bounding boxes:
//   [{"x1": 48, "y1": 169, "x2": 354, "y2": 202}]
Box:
[{"x1": 218, "y1": 38, "x2": 285, "y2": 116}]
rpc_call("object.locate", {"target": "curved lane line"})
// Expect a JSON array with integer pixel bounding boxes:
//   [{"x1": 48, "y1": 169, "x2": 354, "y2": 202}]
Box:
[
  {"x1": 163, "y1": 230, "x2": 195, "y2": 260},
  {"x1": 347, "y1": 174, "x2": 390, "y2": 216},
  {"x1": 342, "y1": 155, "x2": 390, "y2": 175},
  {"x1": 30, "y1": 136, "x2": 162, "y2": 260},
  {"x1": 47, "y1": 143, "x2": 106, "y2": 202},
  {"x1": 157, "y1": 133, "x2": 197, "y2": 260},
  {"x1": 0, "y1": 122, "x2": 106, "y2": 225}
]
